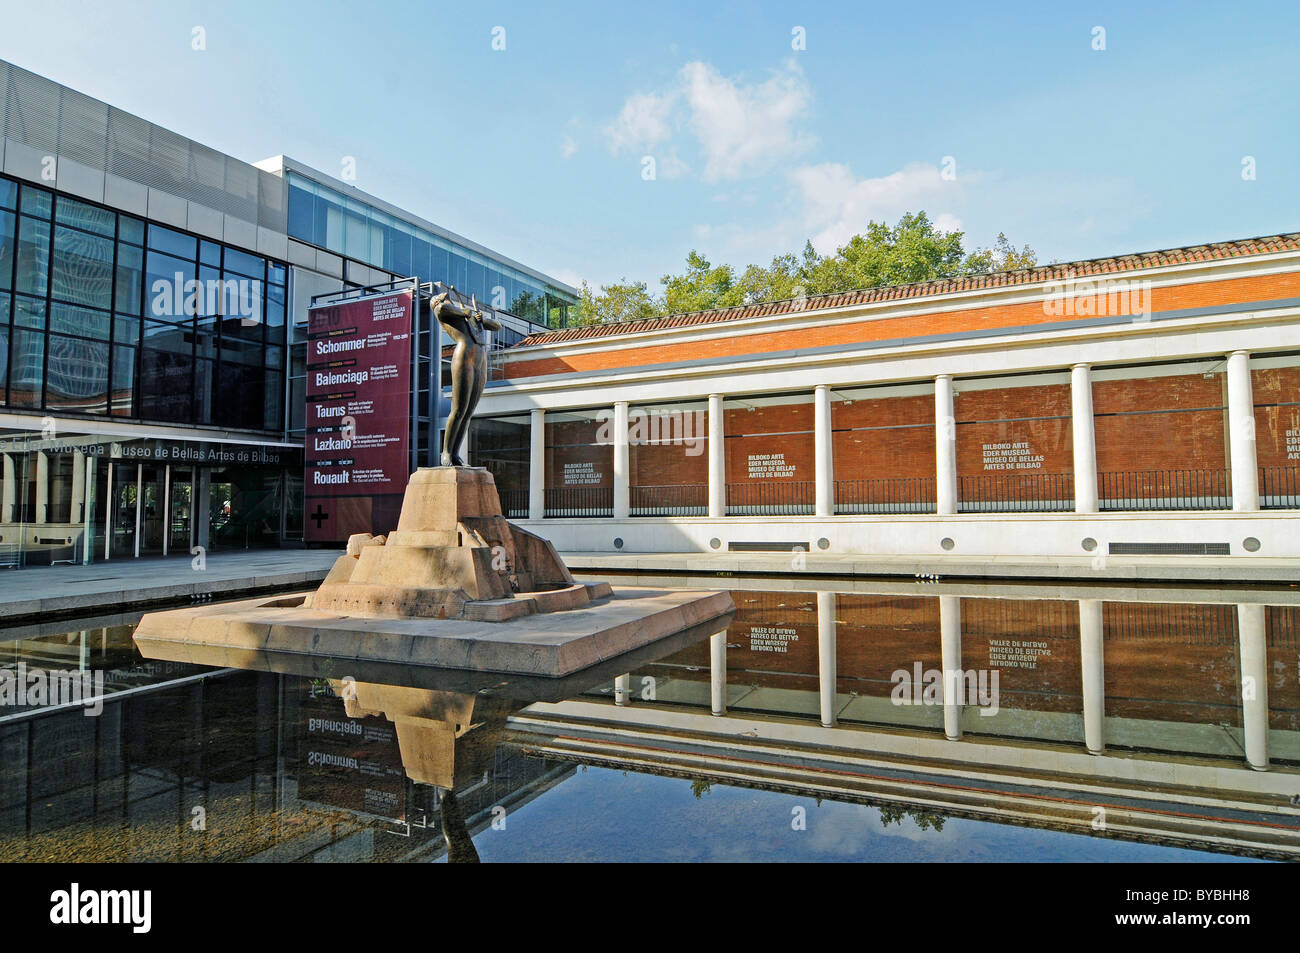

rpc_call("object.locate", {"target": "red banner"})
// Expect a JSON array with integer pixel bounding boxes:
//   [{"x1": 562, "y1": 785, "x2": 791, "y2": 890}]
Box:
[{"x1": 304, "y1": 289, "x2": 413, "y2": 543}]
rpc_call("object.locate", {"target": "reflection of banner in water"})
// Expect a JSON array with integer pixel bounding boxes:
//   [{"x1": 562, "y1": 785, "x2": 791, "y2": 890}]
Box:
[{"x1": 297, "y1": 692, "x2": 407, "y2": 821}]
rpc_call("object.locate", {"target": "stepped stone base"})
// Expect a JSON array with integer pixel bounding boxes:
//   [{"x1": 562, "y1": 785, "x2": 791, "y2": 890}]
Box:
[{"x1": 310, "y1": 467, "x2": 609, "y2": 622}]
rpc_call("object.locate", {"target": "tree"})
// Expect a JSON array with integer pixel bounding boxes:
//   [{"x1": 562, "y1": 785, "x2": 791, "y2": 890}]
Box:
[
  {"x1": 567, "y1": 212, "x2": 1036, "y2": 327},
  {"x1": 660, "y1": 250, "x2": 747, "y2": 314},
  {"x1": 572, "y1": 278, "x2": 661, "y2": 326}
]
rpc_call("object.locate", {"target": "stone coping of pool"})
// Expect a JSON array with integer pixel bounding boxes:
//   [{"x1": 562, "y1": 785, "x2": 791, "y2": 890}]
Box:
[{"x1": 132, "y1": 586, "x2": 734, "y2": 678}]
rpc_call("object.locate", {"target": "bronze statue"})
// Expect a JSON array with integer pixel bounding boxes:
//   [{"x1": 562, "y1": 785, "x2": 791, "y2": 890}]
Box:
[{"x1": 431, "y1": 286, "x2": 500, "y2": 467}]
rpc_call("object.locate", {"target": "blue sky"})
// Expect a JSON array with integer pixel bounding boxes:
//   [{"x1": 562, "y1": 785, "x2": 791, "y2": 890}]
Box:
[{"x1": 2, "y1": 0, "x2": 1297, "y2": 292}]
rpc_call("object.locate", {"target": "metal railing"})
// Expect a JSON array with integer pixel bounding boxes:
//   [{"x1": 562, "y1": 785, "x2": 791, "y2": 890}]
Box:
[
  {"x1": 958, "y1": 472, "x2": 1074, "y2": 513},
  {"x1": 544, "y1": 486, "x2": 613, "y2": 518},
  {"x1": 630, "y1": 483, "x2": 707, "y2": 516},
  {"x1": 725, "y1": 480, "x2": 814, "y2": 516},
  {"x1": 1098, "y1": 469, "x2": 1231, "y2": 511},
  {"x1": 835, "y1": 477, "x2": 937, "y2": 514},
  {"x1": 1260, "y1": 466, "x2": 1300, "y2": 509},
  {"x1": 497, "y1": 488, "x2": 529, "y2": 518}
]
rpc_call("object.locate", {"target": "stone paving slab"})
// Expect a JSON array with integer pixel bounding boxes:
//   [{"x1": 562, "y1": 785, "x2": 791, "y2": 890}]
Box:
[{"x1": 0, "y1": 549, "x2": 343, "y2": 623}]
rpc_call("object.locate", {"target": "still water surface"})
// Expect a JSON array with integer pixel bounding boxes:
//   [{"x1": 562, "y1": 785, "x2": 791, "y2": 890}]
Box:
[{"x1": 0, "y1": 576, "x2": 1295, "y2": 862}]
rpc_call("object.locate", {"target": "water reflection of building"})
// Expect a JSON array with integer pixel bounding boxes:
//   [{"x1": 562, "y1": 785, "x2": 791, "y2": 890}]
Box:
[{"x1": 4, "y1": 584, "x2": 1298, "y2": 860}]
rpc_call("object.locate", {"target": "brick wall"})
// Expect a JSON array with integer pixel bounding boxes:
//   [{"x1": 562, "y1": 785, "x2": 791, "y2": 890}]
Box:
[
  {"x1": 833, "y1": 392, "x2": 935, "y2": 483},
  {"x1": 1093, "y1": 371, "x2": 1227, "y2": 473},
  {"x1": 504, "y1": 271, "x2": 1300, "y2": 379}
]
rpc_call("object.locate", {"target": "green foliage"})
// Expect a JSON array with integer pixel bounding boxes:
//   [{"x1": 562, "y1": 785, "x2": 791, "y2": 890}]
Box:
[{"x1": 569, "y1": 212, "x2": 1037, "y2": 326}]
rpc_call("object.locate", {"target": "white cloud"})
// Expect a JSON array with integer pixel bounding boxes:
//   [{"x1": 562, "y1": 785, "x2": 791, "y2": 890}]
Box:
[
  {"x1": 561, "y1": 134, "x2": 578, "y2": 159},
  {"x1": 790, "y1": 161, "x2": 967, "y2": 253},
  {"x1": 604, "y1": 89, "x2": 677, "y2": 154},
  {"x1": 680, "y1": 60, "x2": 813, "y2": 182},
  {"x1": 604, "y1": 59, "x2": 813, "y2": 182}
]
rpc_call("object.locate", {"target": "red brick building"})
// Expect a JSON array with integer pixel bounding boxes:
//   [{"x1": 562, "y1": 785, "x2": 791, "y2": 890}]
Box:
[{"x1": 472, "y1": 232, "x2": 1300, "y2": 563}]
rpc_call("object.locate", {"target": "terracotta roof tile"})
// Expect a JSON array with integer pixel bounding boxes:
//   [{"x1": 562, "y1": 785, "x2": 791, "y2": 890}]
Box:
[{"x1": 518, "y1": 231, "x2": 1300, "y2": 348}]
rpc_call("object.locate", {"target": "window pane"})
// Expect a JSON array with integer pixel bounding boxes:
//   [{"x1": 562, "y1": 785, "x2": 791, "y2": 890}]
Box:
[
  {"x1": 140, "y1": 349, "x2": 194, "y2": 422},
  {"x1": 143, "y1": 320, "x2": 192, "y2": 353},
  {"x1": 8, "y1": 328, "x2": 43, "y2": 407},
  {"x1": 263, "y1": 369, "x2": 283, "y2": 430},
  {"x1": 215, "y1": 361, "x2": 264, "y2": 429},
  {"x1": 14, "y1": 295, "x2": 46, "y2": 330},
  {"x1": 16, "y1": 216, "x2": 50, "y2": 296},
  {"x1": 0, "y1": 210, "x2": 13, "y2": 291},
  {"x1": 113, "y1": 313, "x2": 140, "y2": 346},
  {"x1": 147, "y1": 223, "x2": 196, "y2": 260},
  {"x1": 199, "y1": 240, "x2": 221, "y2": 267},
  {"x1": 193, "y1": 357, "x2": 215, "y2": 424},
  {"x1": 46, "y1": 334, "x2": 108, "y2": 414},
  {"x1": 145, "y1": 251, "x2": 196, "y2": 320},
  {"x1": 52, "y1": 226, "x2": 114, "y2": 309},
  {"x1": 50, "y1": 302, "x2": 111, "y2": 340},
  {"x1": 265, "y1": 283, "x2": 285, "y2": 329},
  {"x1": 115, "y1": 243, "x2": 144, "y2": 314},
  {"x1": 55, "y1": 195, "x2": 115, "y2": 236},
  {"x1": 0, "y1": 179, "x2": 15, "y2": 210},
  {"x1": 19, "y1": 185, "x2": 51, "y2": 219},
  {"x1": 119, "y1": 216, "x2": 144, "y2": 245},
  {"x1": 268, "y1": 260, "x2": 286, "y2": 286},
  {"x1": 287, "y1": 183, "x2": 314, "y2": 242},
  {"x1": 223, "y1": 246, "x2": 265, "y2": 280},
  {"x1": 110, "y1": 345, "x2": 135, "y2": 416}
]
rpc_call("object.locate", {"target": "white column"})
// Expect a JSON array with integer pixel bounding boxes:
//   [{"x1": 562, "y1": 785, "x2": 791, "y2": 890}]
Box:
[
  {"x1": 614, "y1": 673, "x2": 631, "y2": 707},
  {"x1": 1071, "y1": 363, "x2": 1099, "y2": 513},
  {"x1": 613, "y1": 401, "x2": 630, "y2": 520},
  {"x1": 710, "y1": 631, "x2": 727, "y2": 716},
  {"x1": 195, "y1": 468, "x2": 210, "y2": 553},
  {"x1": 71, "y1": 450, "x2": 85, "y2": 524},
  {"x1": 529, "y1": 408, "x2": 545, "y2": 520},
  {"x1": 814, "y1": 384, "x2": 834, "y2": 517},
  {"x1": 104, "y1": 462, "x2": 114, "y2": 561},
  {"x1": 1227, "y1": 350, "x2": 1259, "y2": 512},
  {"x1": 35, "y1": 451, "x2": 48, "y2": 524},
  {"x1": 133, "y1": 464, "x2": 142, "y2": 558},
  {"x1": 162, "y1": 464, "x2": 171, "y2": 557},
  {"x1": 935, "y1": 375, "x2": 958, "y2": 516},
  {"x1": 708, "y1": 394, "x2": 725, "y2": 518},
  {"x1": 82, "y1": 454, "x2": 94, "y2": 565},
  {"x1": 939, "y1": 595, "x2": 962, "y2": 740},
  {"x1": 1237, "y1": 603, "x2": 1268, "y2": 770},
  {"x1": 1078, "y1": 598, "x2": 1105, "y2": 753},
  {"x1": 817, "y1": 591, "x2": 837, "y2": 727},
  {"x1": 1, "y1": 453, "x2": 14, "y2": 523}
]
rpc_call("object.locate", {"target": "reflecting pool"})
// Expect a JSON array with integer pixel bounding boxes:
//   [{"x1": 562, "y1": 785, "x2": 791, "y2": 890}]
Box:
[{"x1": 1, "y1": 576, "x2": 1297, "y2": 862}]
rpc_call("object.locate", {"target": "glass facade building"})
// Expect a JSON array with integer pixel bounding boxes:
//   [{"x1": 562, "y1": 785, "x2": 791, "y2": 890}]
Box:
[
  {"x1": 0, "y1": 173, "x2": 287, "y2": 429},
  {"x1": 0, "y1": 59, "x2": 576, "y2": 568},
  {"x1": 286, "y1": 171, "x2": 574, "y2": 329}
]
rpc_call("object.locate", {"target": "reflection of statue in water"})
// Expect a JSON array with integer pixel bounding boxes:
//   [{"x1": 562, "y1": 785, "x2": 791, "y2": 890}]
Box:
[{"x1": 431, "y1": 287, "x2": 501, "y2": 468}]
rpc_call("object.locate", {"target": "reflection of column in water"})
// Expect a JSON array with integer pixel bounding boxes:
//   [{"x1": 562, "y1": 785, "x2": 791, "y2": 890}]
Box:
[
  {"x1": 1078, "y1": 598, "x2": 1105, "y2": 754},
  {"x1": 939, "y1": 595, "x2": 962, "y2": 740},
  {"x1": 817, "y1": 591, "x2": 836, "y2": 727},
  {"x1": 1237, "y1": 603, "x2": 1269, "y2": 770},
  {"x1": 614, "y1": 673, "x2": 630, "y2": 706},
  {"x1": 710, "y1": 631, "x2": 727, "y2": 716}
]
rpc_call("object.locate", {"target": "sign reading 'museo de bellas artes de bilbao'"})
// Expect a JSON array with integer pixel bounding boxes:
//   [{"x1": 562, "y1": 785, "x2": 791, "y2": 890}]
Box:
[{"x1": 304, "y1": 289, "x2": 413, "y2": 543}]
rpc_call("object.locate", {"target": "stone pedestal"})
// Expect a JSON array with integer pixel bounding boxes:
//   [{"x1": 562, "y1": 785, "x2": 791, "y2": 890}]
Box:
[{"x1": 312, "y1": 467, "x2": 608, "y2": 621}]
